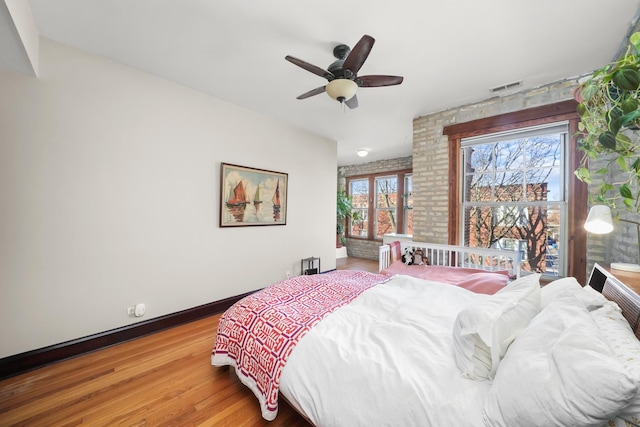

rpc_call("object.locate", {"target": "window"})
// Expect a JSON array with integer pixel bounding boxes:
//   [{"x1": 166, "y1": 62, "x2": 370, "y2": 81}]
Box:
[
  {"x1": 443, "y1": 100, "x2": 587, "y2": 283},
  {"x1": 349, "y1": 178, "x2": 369, "y2": 237},
  {"x1": 346, "y1": 170, "x2": 412, "y2": 240},
  {"x1": 462, "y1": 123, "x2": 567, "y2": 277},
  {"x1": 404, "y1": 174, "x2": 413, "y2": 236}
]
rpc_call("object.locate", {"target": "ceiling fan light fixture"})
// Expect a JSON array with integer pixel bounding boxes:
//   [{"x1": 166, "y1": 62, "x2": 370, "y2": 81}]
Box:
[
  {"x1": 357, "y1": 149, "x2": 369, "y2": 157},
  {"x1": 326, "y1": 79, "x2": 357, "y2": 103}
]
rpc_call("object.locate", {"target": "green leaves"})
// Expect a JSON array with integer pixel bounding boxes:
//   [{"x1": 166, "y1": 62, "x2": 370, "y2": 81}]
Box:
[
  {"x1": 598, "y1": 131, "x2": 617, "y2": 149},
  {"x1": 580, "y1": 84, "x2": 598, "y2": 101},
  {"x1": 575, "y1": 32, "x2": 640, "y2": 216},
  {"x1": 622, "y1": 98, "x2": 638, "y2": 114},
  {"x1": 575, "y1": 167, "x2": 591, "y2": 183},
  {"x1": 612, "y1": 66, "x2": 640, "y2": 91},
  {"x1": 620, "y1": 184, "x2": 633, "y2": 198},
  {"x1": 617, "y1": 156, "x2": 629, "y2": 172}
]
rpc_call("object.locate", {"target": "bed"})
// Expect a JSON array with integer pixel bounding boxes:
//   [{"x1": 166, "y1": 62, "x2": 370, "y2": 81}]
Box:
[
  {"x1": 379, "y1": 241, "x2": 521, "y2": 294},
  {"x1": 211, "y1": 266, "x2": 640, "y2": 427}
]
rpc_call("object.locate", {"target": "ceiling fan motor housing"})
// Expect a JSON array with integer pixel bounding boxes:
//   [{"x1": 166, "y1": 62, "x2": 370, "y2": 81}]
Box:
[{"x1": 329, "y1": 44, "x2": 353, "y2": 79}]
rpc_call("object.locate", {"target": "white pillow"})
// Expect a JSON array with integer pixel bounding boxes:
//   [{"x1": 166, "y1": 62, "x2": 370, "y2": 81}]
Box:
[
  {"x1": 452, "y1": 273, "x2": 540, "y2": 380},
  {"x1": 541, "y1": 276, "x2": 608, "y2": 310},
  {"x1": 483, "y1": 295, "x2": 638, "y2": 427},
  {"x1": 540, "y1": 277, "x2": 581, "y2": 308},
  {"x1": 579, "y1": 283, "x2": 609, "y2": 310},
  {"x1": 591, "y1": 301, "x2": 640, "y2": 426}
]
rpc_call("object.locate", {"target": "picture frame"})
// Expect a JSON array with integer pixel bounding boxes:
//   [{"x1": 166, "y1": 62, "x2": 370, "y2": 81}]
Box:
[{"x1": 220, "y1": 163, "x2": 288, "y2": 227}]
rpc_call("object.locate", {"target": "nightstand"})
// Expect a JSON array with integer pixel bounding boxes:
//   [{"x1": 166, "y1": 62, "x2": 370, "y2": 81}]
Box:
[{"x1": 301, "y1": 257, "x2": 320, "y2": 275}]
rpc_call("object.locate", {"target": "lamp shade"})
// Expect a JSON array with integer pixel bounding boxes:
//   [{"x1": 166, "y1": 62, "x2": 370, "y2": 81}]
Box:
[
  {"x1": 584, "y1": 205, "x2": 614, "y2": 234},
  {"x1": 326, "y1": 79, "x2": 357, "y2": 102}
]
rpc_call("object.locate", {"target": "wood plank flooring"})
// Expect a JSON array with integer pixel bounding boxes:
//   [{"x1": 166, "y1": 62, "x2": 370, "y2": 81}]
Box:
[
  {"x1": 0, "y1": 257, "x2": 378, "y2": 426},
  {"x1": 336, "y1": 256, "x2": 378, "y2": 273}
]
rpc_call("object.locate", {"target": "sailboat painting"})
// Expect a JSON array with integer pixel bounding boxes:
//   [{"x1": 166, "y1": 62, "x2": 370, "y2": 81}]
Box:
[{"x1": 220, "y1": 163, "x2": 288, "y2": 227}]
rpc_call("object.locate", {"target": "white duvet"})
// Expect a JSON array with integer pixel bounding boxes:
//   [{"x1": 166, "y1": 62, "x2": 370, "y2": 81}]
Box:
[{"x1": 279, "y1": 274, "x2": 492, "y2": 427}]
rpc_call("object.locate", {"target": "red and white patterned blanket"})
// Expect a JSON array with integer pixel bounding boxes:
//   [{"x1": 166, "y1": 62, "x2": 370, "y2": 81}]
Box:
[{"x1": 211, "y1": 270, "x2": 388, "y2": 421}]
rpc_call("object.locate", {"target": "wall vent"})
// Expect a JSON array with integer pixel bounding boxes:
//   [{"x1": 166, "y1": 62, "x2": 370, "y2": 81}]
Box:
[{"x1": 490, "y1": 81, "x2": 523, "y2": 94}]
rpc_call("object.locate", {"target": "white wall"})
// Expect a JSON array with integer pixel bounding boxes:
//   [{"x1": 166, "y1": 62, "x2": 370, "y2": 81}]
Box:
[{"x1": 0, "y1": 39, "x2": 337, "y2": 358}]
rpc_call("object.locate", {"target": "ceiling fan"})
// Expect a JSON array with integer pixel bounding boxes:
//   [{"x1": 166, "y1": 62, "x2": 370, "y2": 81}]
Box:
[{"x1": 285, "y1": 35, "x2": 403, "y2": 109}]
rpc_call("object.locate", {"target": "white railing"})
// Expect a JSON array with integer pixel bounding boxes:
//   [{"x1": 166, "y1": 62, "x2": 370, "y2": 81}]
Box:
[{"x1": 379, "y1": 241, "x2": 521, "y2": 278}]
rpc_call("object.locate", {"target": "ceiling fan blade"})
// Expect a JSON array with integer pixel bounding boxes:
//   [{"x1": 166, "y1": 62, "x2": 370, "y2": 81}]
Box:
[
  {"x1": 358, "y1": 75, "x2": 404, "y2": 87},
  {"x1": 342, "y1": 35, "x2": 375, "y2": 76},
  {"x1": 345, "y1": 95, "x2": 358, "y2": 109},
  {"x1": 285, "y1": 55, "x2": 334, "y2": 80},
  {"x1": 297, "y1": 86, "x2": 326, "y2": 100}
]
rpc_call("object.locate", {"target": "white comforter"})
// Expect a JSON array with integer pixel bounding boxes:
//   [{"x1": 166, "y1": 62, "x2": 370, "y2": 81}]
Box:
[{"x1": 279, "y1": 274, "x2": 492, "y2": 427}]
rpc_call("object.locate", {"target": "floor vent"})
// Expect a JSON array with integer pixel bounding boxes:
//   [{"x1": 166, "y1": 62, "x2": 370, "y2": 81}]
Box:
[{"x1": 490, "y1": 81, "x2": 523, "y2": 94}]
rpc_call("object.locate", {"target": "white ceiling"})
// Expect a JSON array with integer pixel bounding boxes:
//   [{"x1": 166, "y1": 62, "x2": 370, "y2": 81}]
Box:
[{"x1": 7, "y1": 0, "x2": 640, "y2": 165}]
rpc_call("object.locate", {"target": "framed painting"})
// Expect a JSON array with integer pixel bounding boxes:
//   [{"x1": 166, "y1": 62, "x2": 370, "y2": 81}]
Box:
[{"x1": 220, "y1": 163, "x2": 288, "y2": 227}]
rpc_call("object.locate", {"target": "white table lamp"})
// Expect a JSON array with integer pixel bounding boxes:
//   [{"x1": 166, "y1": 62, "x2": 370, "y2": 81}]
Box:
[{"x1": 584, "y1": 205, "x2": 640, "y2": 272}]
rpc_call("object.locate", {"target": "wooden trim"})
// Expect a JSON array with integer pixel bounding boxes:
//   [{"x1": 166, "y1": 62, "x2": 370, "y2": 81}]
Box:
[
  {"x1": 448, "y1": 136, "x2": 461, "y2": 246},
  {"x1": 344, "y1": 168, "x2": 413, "y2": 181},
  {"x1": 567, "y1": 116, "x2": 588, "y2": 283},
  {"x1": 443, "y1": 100, "x2": 579, "y2": 138},
  {"x1": 0, "y1": 290, "x2": 256, "y2": 381},
  {"x1": 443, "y1": 100, "x2": 586, "y2": 281}
]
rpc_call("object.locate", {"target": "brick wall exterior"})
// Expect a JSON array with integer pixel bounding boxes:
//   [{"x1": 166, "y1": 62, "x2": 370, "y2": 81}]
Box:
[{"x1": 338, "y1": 156, "x2": 412, "y2": 260}]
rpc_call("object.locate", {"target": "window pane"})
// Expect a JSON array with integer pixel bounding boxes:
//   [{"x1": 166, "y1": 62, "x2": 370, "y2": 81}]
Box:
[
  {"x1": 350, "y1": 209, "x2": 368, "y2": 237},
  {"x1": 527, "y1": 167, "x2": 562, "y2": 202},
  {"x1": 466, "y1": 173, "x2": 493, "y2": 202},
  {"x1": 466, "y1": 145, "x2": 493, "y2": 171},
  {"x1": 404, "y1": 175, "x2": 413, "y2": 235},
  {"x1": 376, "y1": 177, "x2": 397, "y2": 208},
  {"x1": 350, "y1": 179, "x2": 368, "y2": 209},
  {"x1": 495, "y1": 139, "x2": 524, "y2": 170},
  {"x1": 375, "y1": 176, "x2": 398, "y2": 238},
  {"x1": 406, "y1": 209, "x2": 413, "y2": 235},
  {"x1": 494, "y1": 171, "x2": 524, "y2": 201},
  {"x1": 376, "y1": 209, "x2": 395, "y2": 238},
  {"x1": 526, "y1": 135, "x2": 562, "y2": 168}
]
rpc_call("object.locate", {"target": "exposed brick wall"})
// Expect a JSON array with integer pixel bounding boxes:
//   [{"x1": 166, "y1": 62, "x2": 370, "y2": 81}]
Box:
[
  {"x1": 338, "y1": 65, "x2": 640, "y2": 273},
  {"x1": 412, "y1": 79, "x2": 578, "y2": 243},
  {"x1": 338, "y1": 157, "x2": 412, "y2": 260}
]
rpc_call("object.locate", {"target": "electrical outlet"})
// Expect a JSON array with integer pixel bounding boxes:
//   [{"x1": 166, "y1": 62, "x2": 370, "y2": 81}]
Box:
[
  {"x1": 134, "y1": 303, "x2": 145, "y2": 317},
  {"x1": 127, "y1": 306, "x2": 135, "y2": 316}
]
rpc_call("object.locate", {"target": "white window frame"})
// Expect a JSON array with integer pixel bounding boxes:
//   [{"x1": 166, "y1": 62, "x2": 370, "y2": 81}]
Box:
[{"x1": 461, "y1": 122, "x2": 569, "y2": 277}]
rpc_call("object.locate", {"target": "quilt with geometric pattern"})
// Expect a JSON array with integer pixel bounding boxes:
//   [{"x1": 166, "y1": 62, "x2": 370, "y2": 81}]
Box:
[{"x1": 211, "y1": 270, "x2": 388, "y2": 420}]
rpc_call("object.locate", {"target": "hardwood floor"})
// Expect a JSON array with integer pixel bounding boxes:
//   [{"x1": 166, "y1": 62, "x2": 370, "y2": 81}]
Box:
[
  {"x1": 0, "y1": 257, "x2": 376, "y2": 426},
  {"x1": 336, "y1": 256, "x2": 378, "y2": 273}
]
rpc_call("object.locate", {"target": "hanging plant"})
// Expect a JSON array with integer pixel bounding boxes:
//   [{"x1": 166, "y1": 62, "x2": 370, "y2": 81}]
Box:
[{"x1": 575, "y1": 32, "x2": 640, "y2": 214}]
